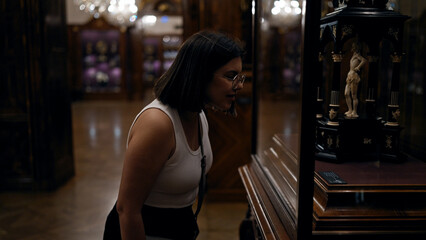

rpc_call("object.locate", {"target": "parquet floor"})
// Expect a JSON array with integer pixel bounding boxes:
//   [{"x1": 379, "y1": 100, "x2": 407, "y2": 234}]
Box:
[{"x1": 0, "y1": 94, "x2": 248, "y2": 240}]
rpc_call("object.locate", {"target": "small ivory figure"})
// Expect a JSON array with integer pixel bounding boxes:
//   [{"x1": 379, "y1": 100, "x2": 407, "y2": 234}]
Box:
[{"x1": 344, "y1": 42, "x2": 367, "y2": 118}]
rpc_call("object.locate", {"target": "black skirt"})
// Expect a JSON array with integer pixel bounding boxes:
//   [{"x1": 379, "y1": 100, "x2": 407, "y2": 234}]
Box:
[{"x1": 103, "y1": 203, "x2": 199, "y2": 240}]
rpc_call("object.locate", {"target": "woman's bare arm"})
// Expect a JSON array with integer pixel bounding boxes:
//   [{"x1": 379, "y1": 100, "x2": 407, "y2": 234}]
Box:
[{"x1": 116, "y1": 109, "x2": 175, "y2": 240}]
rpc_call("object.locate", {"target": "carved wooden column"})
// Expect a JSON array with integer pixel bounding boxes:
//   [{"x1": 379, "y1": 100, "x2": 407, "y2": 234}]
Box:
[
  {"x1": 365, "y1": 55, "x2": 379, "y2": 117},
  {"x1": 386, "y1": 53, "x2": 402, "y2": 126},
  {"x1": 316, "y1": 52, "x2": 325, "y2": 119},
  {"x1": 328, "y1": 52, "x2": 342, "y2": 126},
  {"x1": 380, "y1": 11, "x2": 408, "y2": 162},
  {"x1": 364, "y1": 35, "x2": 381, "y2": 118}
]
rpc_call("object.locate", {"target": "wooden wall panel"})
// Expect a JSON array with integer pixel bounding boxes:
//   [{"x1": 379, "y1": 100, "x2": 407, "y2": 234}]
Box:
[
  {"x1": 0, "y1": 0, "x2": 74, "y2": 190},
  {"x1": 206, "y1": 82, "x2": 252, "y2": 201},
  {"x1": 201, "y1": 0, "x2": 243, "y2": 39},
  {"x1": 182, "y1": 0, "x2": 246, "y2": 39},
  {"x1": 180, "y1": 0, "x2": 253, "y2": 201},
  {"x1": 181, "y1": 0, "x2": 200, "y2": 39},
  {"x1": 1, "y1": 0, "x2": 35, "y2": 189}
]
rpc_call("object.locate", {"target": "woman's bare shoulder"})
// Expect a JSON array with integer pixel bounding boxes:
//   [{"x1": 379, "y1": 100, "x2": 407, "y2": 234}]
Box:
[
  {"x1": 130, "y1": 108, "x2": 174, "y2": 143},
  {"x1": 125, "y1": 107, "x2": 176, "y2": 161}
]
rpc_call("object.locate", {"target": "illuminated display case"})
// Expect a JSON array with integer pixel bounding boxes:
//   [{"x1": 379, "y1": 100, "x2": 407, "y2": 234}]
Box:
[
  {"x1": 69, "y1": 17, "x2": 128, "y2": 100},
  {"x1": 239, "y1": 0, "x2": 426, "y2": 239},
  {"x1": 80, "y1": 29, "x2": 122, "y2": 93},
  {"x1": 141, "y1": 34, "x2": 182, "y2": 85}
]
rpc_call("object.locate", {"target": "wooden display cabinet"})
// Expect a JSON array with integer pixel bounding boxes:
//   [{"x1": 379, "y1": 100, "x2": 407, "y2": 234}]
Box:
[
  {"x1": 141, "y1": 34, "x2": 182, "y2": 86},
  {"x1": 239, "y1": 0, "x2": 426, "y2": 239},
  {"x1": 68, "y1": 17, "x2": 128, "y2": 100}
]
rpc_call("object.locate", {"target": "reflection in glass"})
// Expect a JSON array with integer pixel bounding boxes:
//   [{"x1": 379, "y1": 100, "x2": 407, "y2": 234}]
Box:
[{"x1": 255, "y1": 0, "x2": 303, "y2": 236}]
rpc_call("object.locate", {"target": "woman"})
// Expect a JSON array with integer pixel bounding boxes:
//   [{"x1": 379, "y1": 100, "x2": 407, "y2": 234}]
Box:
[{"x1": 103, "y1": 30, "x2": 245, "y2": 240}]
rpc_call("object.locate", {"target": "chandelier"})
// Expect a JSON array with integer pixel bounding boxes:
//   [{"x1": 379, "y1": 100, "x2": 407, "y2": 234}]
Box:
[
  {"x1": 269, "y1": 0, "x2": 302, "y2": 29},
  {"x1": 74, "y1": 0, "x2": 139, "y2": 26}
]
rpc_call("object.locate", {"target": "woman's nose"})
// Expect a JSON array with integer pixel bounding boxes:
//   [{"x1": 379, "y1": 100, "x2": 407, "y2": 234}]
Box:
[{"x1": 233, "y1": 81, "x2": 244, "y2": 90}]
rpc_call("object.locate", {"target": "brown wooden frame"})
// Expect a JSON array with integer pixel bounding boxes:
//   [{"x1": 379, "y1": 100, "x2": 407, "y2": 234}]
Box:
[{"x1": 239, "y1": 0, "x2": 320, "y2": 239}]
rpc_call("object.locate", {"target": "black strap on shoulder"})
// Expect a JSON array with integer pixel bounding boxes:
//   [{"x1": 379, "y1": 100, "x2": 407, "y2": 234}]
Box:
[{"x1": 194, "y1": 115, "x2": 206, "y2": 219}]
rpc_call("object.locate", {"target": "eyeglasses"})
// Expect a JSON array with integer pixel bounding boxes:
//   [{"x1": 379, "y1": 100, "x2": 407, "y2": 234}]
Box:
[
  {"x1": 231, "y1": 74, "x2": 245, "y2": 88},
  {"x1": 217, "y1": 73, "x2": 245, "y2": 89}
]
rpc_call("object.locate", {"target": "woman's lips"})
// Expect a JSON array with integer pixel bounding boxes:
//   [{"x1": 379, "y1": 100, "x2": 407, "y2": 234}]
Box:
[{"x1": 226, "y1": 94, "x2": 236, "y2": 101}]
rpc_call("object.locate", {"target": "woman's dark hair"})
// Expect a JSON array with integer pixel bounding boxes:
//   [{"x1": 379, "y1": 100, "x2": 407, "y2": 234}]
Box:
[{"x1": 153, "y1": 30, "x2": 245, "y2": 112}]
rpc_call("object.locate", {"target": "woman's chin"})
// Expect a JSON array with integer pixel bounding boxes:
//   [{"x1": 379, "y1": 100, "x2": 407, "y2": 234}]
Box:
[
  {"x1": 223, "y1": 103, "x2": 232, "y2": 111},
  {"x1": 207, "y1": 103, "x2": 230, "y2": 112}
]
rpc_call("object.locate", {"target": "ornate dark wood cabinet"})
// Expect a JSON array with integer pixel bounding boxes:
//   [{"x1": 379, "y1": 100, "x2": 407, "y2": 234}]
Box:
[
  {"x1": 1, "y1": 0, "x2": 74, "y2": 190},
  {"x1": 68, "y1": 17, "x2": 128, "y2": 100},
  {"x1": 315, "y1": 1, "x2": 410, "y2": 163},
  {"x1": 239, "y1": 0, "x2": 426, "y2": 239}
]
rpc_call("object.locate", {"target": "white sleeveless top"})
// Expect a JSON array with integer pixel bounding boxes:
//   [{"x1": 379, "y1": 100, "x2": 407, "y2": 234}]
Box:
[{"x1": 126, "y1": 99, "x2": 213, "y2": 208}]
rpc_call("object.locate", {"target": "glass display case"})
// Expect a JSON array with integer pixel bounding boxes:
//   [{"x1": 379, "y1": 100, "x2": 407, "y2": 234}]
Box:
[
  {"x1": 239, "y1": 0, "x2": 319, "y2": 239},
  {"x1": 80, "y1": 29, "x2": 122, "y2": 93},
  {"x1": 141, "y1": 35, "x2": 182, "y2": 85},
  {"x1": 69, "y1": 17, "x2": 128, "y2": 99},
  {"x1": 239, "y1": 0, "x2": 426, "y2": 239}
]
